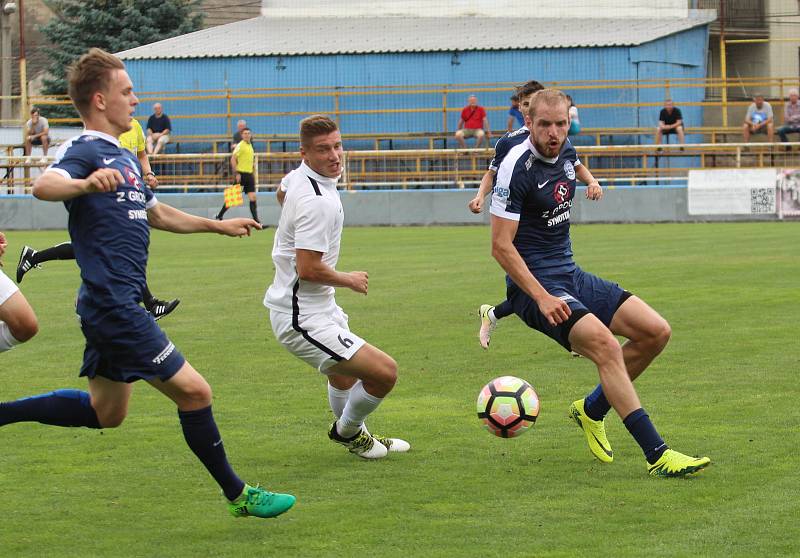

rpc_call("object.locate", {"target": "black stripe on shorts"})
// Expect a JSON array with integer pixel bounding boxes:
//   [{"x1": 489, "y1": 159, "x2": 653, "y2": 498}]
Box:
[{"x1": 291, "y1": 281, "x2": 343, "y2": 361}]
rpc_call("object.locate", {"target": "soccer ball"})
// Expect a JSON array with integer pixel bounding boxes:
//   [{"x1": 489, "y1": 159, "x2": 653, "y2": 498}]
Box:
[{"x1": 476, "y1": 376, "x2": 540, "y2": 438}]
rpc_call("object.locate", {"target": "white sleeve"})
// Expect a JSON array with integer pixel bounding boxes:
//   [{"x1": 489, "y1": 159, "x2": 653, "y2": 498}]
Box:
[{"x1": 294, "y1": 196, "x2": 335, "y2": 253}]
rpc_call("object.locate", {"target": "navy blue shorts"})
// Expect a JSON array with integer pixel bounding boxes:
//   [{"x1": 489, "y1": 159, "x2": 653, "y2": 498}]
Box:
[
  {"x1": 508, "y1": 266, "x2": 631, "y2": 352},
  {"x1": 78, "y1": 303, "x2": 186, "y2": 383}
]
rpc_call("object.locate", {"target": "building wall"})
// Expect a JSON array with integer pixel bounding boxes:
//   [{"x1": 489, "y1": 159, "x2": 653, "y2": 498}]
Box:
[
  {"x1": 767, "y1": 0, "x2": 800, "y2": 98},
  {"x1": 124, "y1": 25, "x2": 709, "y2": 146}
]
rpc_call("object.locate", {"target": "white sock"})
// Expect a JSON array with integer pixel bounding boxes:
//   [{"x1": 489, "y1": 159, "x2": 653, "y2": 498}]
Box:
[
  {"x1": 327, "y1": 383, "x2": 351, "y2": 419},
  {"x1": 488, "y1": 308, "x2": 498, "y2": 323},
  {"x1": 0, "y1": 321, "x2": 22, "y2": 352},
  {"x1": 337, "y1": 381, "x2": 382, "y2": 438}
]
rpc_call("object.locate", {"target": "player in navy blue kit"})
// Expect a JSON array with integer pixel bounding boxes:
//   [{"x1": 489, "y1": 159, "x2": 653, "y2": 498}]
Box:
[
  {"x1": 0, "y1": 49, "x2": 295, "y2": 517},
  {"x1": 470, "y1": 80, "x2": 543, "y2": 348},
  {"x1": 490, "y1": 89, "x2": 710, "y2": 477}
]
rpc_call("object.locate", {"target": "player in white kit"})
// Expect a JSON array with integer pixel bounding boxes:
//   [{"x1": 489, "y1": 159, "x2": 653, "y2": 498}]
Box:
[
  {"x1": 0, "y1": 232, "x2": 38, "y2": 354},
  {"x1": 265, "y1": 115, "x2": 409, "y2": 459}
]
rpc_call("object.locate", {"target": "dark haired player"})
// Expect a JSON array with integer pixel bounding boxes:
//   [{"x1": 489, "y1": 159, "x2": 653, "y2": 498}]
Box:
[
  {"x1": 0, "y1": 48, "x2": 295, "y2": 517},
  {"x1": 469, "y1": 80, "x2": 543, "y2": 348},
  {"x1": 490, "y1": 88, "x2": 710, "y2": 477}
]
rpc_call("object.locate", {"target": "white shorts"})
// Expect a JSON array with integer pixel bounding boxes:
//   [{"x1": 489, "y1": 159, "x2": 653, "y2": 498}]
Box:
[
  {"x1": 0, "y1": 269, "x2": 19, "y2": 306},
  {"x1": 269, "y1": 306, "x2": 366, "y2": 373}
]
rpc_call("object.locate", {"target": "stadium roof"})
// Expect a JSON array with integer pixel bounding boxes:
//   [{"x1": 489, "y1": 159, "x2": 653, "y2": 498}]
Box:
[{"x1": 117, "y1": 11, "x2": 716, "y2": 60}]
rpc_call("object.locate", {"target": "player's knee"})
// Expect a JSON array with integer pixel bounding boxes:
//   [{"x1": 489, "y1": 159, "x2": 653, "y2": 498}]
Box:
[
  {"x1": 96, "y1": 407, "x2": 127, "y2": 428},
  {"x1": 455, "y1": 130, "x2": 464, "y2": 139},
  {"x1": 650, "y1": 318, "x2": 671, "y2": 350},
  {"x1": 589, "y1": 334, "x2": 624, "y2": 366},
  {"x1": 375, "y1": 356, "x2": 398, "y2": 390},
  {"x1": 11, "y1": 315, "x2": 38, "y2": 343},
  {"x1": 182, "y1": 381, "x2": 213, "y2": 408}
]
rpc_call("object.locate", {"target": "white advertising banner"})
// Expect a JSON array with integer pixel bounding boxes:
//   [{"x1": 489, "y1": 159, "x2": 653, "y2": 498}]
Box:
[
  {"x1": 777, "y1": 169, "x2": 800, "y2": 218},
  {"x1": 688, "y1": 169, "x2": 778, "y2": 215}
]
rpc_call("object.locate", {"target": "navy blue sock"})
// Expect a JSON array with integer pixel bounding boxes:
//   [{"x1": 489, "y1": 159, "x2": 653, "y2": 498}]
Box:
[
  {"x1": 583, "y1": 384, "x2": 612, "y2": 421},
  {"x1": 0, "y1": 389, "x2": 101, "y2": 428},
  {"x1": 493, "y1": 300, "x2": 514, "y2": 320},
  {"x1": 178, "y1": 406, "x2": 245, "y2": 501},
  {"x1": 623, "y1": 408, "x2": 668, "y2": 464}
]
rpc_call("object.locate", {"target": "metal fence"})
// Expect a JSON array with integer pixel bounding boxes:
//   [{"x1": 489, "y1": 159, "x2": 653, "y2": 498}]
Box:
[{"x1": 3, "y1": 142, "x2": 799, "y2": 194}]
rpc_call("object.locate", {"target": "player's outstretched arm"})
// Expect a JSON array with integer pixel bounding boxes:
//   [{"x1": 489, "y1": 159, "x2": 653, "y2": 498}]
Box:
[
  {"x1": 147, "y1": 202, "x2": 261, "y2": 236},
  {"x1": 575, "y1": 164, "x2": 602, "y2": 201},
  {"x1": 490, "y1": 215, "x2": 570, "y2": 326},
  {"x1": 33, "y1": 168, "x2": 123, "y2": 201},
  {"x1": 468, "y1": 170, "x2": 496, "y2": 213},
  {"x1": 296, "y1": 248, "x2": 367, "y2": 294}
]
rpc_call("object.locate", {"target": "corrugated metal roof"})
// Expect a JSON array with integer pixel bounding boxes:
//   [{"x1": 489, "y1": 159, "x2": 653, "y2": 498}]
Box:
[{"x1": 117, "y1": 11, "x2": 716, "y2": 60}]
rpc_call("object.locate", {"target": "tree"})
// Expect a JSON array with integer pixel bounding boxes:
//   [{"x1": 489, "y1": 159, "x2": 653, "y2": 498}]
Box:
[{"x1": 39, "y1": 0, "x2": 203, "y2": 119}]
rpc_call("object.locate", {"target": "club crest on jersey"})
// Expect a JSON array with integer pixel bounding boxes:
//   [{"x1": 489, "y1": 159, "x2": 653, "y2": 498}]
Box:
[
  {"x1": 554, "y1": 181, "x2": 570, "y2": 203},
  {"x1": 126, "y1": 168, "x2": 141, "y2": 189},
  {"x1": 564, "y1": 160, "x2": 575, "y2": 180}
]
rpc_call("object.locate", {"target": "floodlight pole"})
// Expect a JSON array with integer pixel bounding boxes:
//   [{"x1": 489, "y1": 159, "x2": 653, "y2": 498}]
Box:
[
  {"x1": 0, "y1": 1, "x2": 13, "y2": 122},
  {"x1": 18, "y1": 0, "x2": 25, "y2": 123},
  {"x1": 719, "y1": 0, "x2": 727, "y2": 127}
]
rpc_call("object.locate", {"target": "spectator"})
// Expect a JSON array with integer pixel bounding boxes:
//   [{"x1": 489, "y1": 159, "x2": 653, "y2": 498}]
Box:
[
  {"x1": 455, "y1": 95, "x2": 491, "y2": 148},
  {"x1": 567, "y1": 95, "x2": 581, "y2": 136},
  {"x1": 232, "y1": 119, "x2": 247, "y2": 144},
  {"x1": 506, "y1": 94, "x2": 524, "y2": 132},
  {"x1": 742, "y1": 94, "x2": 774, "y2": 143},
  {"x1": 24, "y1": 108, "x2": 50, "y2": 159},
  {"x1": 146, "y1": 103, "x2": 172, "y2": 155},
  {"x1": 655, "y1": 99, "x2": 685, "y2": 144},
  {"x1": 777, "y1": 88, "x2": 800, "y2": 146}
]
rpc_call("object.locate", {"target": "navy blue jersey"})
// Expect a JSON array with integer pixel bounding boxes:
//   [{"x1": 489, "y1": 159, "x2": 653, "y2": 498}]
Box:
[
  {"x1": 48, "y1": 131, "x2": 155, "y2": 309},
  {"x1": 488, "y1": 126, "x2": 530, "y2": 172},
  {"x1": 490, "y1": 137, "x2": 582, "y2": 273}
]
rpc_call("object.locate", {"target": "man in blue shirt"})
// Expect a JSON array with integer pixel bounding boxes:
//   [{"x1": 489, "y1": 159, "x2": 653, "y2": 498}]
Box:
[
  {"x1": 490, "y1": 88, "x2": 710, "y2": 477},
  {"x1": 146, "y1": 102, "x2": 171, "y2": 154},
  {"x1": 0, "y1": 48, "x2": 295, "y2": 518},
  {"x1": 506, "y1": 94, "x2": 525, "y2": 132}
]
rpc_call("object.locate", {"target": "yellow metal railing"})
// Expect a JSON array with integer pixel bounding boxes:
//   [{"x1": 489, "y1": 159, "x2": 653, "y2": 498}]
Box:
[{"x1": 3, "y1": 142, "x2": 798, "y2": 194}]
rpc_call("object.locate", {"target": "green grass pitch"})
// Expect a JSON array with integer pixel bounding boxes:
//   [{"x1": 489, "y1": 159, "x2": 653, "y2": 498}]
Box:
[{"x1": 1, "y1": 222, "x2": 798, "y2": 557}]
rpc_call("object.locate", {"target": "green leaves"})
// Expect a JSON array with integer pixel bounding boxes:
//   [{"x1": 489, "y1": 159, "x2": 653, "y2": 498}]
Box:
[{"x1": 38, "y1": 0, "x2": 204, "y2": 118}]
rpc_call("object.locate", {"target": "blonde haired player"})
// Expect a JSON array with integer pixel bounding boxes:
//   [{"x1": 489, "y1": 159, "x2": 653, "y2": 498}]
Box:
[
  {"x1": 265, "y1": 115, "x2": 409, "y2": 459},
  {"x1": 16, "y1": 116, "x2": 179, "y2": 320}
]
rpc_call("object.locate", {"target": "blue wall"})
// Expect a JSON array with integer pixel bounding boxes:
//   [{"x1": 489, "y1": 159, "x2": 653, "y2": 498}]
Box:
[{"x1": 124, "y1": 25, "x2": 709, "y2": 153}]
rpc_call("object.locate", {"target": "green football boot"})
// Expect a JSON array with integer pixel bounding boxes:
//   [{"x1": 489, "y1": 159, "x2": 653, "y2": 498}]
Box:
[{"x1": 228, "y1": 484, "x2": 296, "y2": 518}]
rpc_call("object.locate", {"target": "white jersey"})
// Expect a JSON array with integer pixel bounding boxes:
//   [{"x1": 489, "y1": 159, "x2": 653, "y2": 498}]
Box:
[{"x1": 264, "y1": 161, "x2": 344, "y2": 315}]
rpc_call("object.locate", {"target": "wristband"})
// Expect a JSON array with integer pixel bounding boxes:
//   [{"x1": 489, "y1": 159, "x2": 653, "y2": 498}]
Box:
[{"x1": 145, "y1": 171, "x2": 156, "y2": 177}]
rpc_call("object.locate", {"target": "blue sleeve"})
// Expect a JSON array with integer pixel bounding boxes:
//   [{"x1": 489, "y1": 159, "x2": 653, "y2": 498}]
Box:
[
  {"x1": 490, "y1": 155, "x2": 530, "y2": 221},
  {"x1": 51, "y1": 142, "x2": 97, "y2": 180},
  {"x1": 489, "y1": 134, "x2": 511, "y2": 171},
  {"x1": 563, "y1": 141, "x2": 581, "y2": 167}
]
